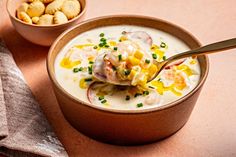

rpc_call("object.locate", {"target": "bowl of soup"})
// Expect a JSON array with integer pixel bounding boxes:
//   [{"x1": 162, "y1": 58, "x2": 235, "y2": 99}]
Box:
[{"x1": 47, "y1": 15, "x2": 209, "y2": 145}]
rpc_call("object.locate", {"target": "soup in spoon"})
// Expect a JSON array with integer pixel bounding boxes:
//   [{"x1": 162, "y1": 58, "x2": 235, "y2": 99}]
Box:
[{"x1": 54, "y1": 25, "x2": 200, "y2": 110}]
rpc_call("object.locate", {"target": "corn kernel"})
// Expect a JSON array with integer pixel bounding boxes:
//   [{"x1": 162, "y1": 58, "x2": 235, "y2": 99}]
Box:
[
  {"x1": 134, "y1": 50, "x2": 144, "y2": 60},
  {"x1": 119, "y1": 36, "x2": 128, "y2": 42},
  {"x1": 155, "y1": 49, "x2": 165, "y2": 61},
  {"x1": 79, "y1": 78, "x2": 87, "y2": 89},
  {"x1": 128, "y1": 69, "x2": 136, "y2": 80},
  {"x1": 148, "y1": 64, "x2": 158, "y2": 77},
  {"x1": 127, "y1": 56, "x2": 140, "y2": 66},
  {"x1": 109, "y1": 41, "x2": 117, "y2": 46}
]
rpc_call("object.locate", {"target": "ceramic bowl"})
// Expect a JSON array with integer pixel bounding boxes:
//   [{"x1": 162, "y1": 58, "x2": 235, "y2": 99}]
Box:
[
  {"x1": 47, "y1": 15, "x2": 209, "y2": 145},
  {"x1": 6, "y1": 0, "x2": 86, "y2": 46}
]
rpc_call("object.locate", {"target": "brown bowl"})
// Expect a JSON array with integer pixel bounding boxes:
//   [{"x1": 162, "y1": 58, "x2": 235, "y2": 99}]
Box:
[
  {"x1": 6, "y1": 0, "x2": 86, "y2": 46},
  {"x1": 47, "y1": 15, "x2": 209, "y2": 145}
]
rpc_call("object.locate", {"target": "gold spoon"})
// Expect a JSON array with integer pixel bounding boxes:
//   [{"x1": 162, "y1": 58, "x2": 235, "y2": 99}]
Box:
[
  {"x1": 148, "y1": 38, "x2": 236, "y2": 82},
  {"x1": 93, "y1": 38, "x2": 236, "y2": 86}
]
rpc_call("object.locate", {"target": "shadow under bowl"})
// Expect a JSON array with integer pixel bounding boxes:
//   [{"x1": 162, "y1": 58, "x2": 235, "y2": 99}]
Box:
[{"x1": 47, "y1": 15, "x2": 209, "y2": 145}]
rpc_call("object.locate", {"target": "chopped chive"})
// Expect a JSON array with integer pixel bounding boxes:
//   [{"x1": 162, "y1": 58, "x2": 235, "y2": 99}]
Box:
[
  {"x1": 121, "y1": 31, "x2": 127, "y2": 35},
  {"x1": 124, "y1": 69, "x2": 131, "y2": 75},
  {"x1": 137, "y1": 103, "x2": 143, "y2": 108},
  {"x1": 99, "y1": 33, "x2": 105, "y2": 37},
  {"x1": 152, "y1": 53, "x2": 157, "y2": 59},
  {"x1": 113, "y1": 47, "x2": 118, "y2": 51},
  {"x1": 163, "y1": 56, "x2": 167, "y2": 60},
  {"x1": 112, "y1": 66, "x2": 117, "y2": 71},
  {"x1": 89, "y1": 61, "x2": 94, "y2": 64},
  {"x1": 148, "y1": 86, "x2": 155, "y2": 89},
  {"x1": 134, "y1": 93, "x2": 142, "y2": 97},
  {"x1": 101, "y1": 99, "x2": 107, "y2": 104},
  {"x1": 99, "y1": 43, "x2": 104, "y2": 47},
  {"x1": 145, "y1": 59, "x2": 150, "y2": 64},
  {"x1": 119, "y1": 39, "x2": 122, "y2": 42},
  {"x1": 93, "y1": 45, "x2": 98, "y2": 49},
  {"x1": 98, "y1": 96, "x2": 104, "y2": 100},
  {"x1": 73, "y1": 68, "x2": 80, "y2": 73},
  {"x1": 118, "y1": 54, "x2": 122, "y2": 61},
  {"x1": 125, "y1": 95, "x2": 130, "y2": 100},
  {"x1": 88, "y1": 66, "x2": 93, "y2": 74},
  {"x1": 158, "y1": 78, "x2": 162, "y2": 81},
  {"x1": 160, "y1": 42, "x2": 166, "y2": 48},
  {"x1": 78, "y1": 67, "x2": 83, "y2": 71},
  {"x1": 104, "y1": 45, "x2": 109, "y2": 48},
  {"x1": 84, "y1": 78, "x2": 93, "y2": 82},
  {"x1": 100, "y1": 38, "x2": 106, "y2": 42},
  {"x1": 143, "y1": 91, "x2": 149, "y2": 96}
]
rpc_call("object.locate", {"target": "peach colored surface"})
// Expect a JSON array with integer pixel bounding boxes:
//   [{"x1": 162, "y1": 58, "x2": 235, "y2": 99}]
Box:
[{"x1": 1, "y1": 0, "x2": 236, "y2": 156}]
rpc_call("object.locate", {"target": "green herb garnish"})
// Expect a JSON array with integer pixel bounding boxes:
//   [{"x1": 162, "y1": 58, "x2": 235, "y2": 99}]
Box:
[
  {"x1": 99, "y1": 43, "x2": 104, "y2": 47},
  {"x1": 145, "y1": 59, "x2": 150, "y2": 64},
  {"x1": 99, "y1": 33, "x2": 105, "y2": 37},
  {"x1": 134, "y1": 93, "x2": 142, "y2": 97},
  {"x1": 89, "y1": 61, "x2": 94, "y2": 64},
  {"x1": 73, "y1": 68, "x2": 80, "y2": 73},
  {"x1": 98, "y1": 96, "x2": 104, "y2": 100},
  {"x1": 152, "y1": 53, "x2": 157, "y2": 59},
  {"x1": 124, "y1": 69, "x2": 131, "y2": 75},
  {"x1": 148, "y1": 86, "x2": 155, "y2": 89},
  {"x1": 100, "y1": 38, "x2": 106, "y2": 42},
  {"x1": 143, "y1": 91, "x2": 149, "y2": 96},
  {"x1": 118, "y1": 54, "x2": 122, "y2": 61},
  {"x1": 84, "y1": 78, "x2": 93, "y2": 82},
  {"x1": 88, "y1": 66, "x2": 93, "y2": 74},
  {"x1": 137, "y1": 103, "x2": 143, "y2": 108},
  {"x1": 121, "y1": 31, "x2": 126, "y2": 35},
  {"x1": 93, "y1": 45, "x2": 98, "y2": 49},
  {"x1": 101, "y1": 99, "x2": 107, "y2": 104},
  {"x1": 160, "y1": 42, "x2": 166, "y2": 48},
  {"x1": 104, "y1": 45, "x2": 109, "y2": 48},
  {"x1": 113, "y1": 47, "x2": 118, "y2": 51},
  {"x1": 125, "y1": 95, "x2": 130, "y2": 100},
  {"x1": 163, "y1": 56, "x2": 167, "y2": 60}
]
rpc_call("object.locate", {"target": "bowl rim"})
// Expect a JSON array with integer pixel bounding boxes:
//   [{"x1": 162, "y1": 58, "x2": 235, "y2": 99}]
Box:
[
  {"x1": 47, "y1": 15, "x2": 209, "y2": 114},
  {"x1": 6, "y1": 0, "x2": 87, "y2": 28}
]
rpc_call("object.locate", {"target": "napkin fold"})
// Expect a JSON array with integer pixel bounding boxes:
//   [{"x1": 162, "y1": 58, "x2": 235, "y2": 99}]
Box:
[{"x1": 0, "y1": 39, "x2": 68, "y2": 157}]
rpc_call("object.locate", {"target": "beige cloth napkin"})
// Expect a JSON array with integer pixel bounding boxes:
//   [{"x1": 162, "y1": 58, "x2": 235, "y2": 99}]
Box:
[{"x1": 0, "y1": 39, "x2": 68, "y2": 157}]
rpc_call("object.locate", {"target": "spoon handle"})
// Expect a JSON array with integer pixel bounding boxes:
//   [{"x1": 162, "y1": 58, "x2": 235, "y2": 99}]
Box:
[{"x1": 167, "y1": 38, "x2": 236, "y2": 62}]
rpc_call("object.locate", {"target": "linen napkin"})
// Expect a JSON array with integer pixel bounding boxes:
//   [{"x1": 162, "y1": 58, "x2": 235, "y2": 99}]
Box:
[{"x1": 0, "y1": 39, "x2": 68, "y2": 157}]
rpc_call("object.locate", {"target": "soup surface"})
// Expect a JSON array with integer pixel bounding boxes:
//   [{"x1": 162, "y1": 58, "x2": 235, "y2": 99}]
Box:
[{"x1": 55, "y1": 25, "x2": 201, "y2": 110}]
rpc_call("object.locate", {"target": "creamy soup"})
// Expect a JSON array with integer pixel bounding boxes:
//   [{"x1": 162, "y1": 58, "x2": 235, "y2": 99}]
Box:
[{"x1": 55, "y1": 25, "x2": 201, "y2": 110}]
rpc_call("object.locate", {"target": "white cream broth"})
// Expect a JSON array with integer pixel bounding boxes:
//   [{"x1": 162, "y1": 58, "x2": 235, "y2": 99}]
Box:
[{"x1": 55, "y1": 25, "x2": 201, "y2": 110}]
